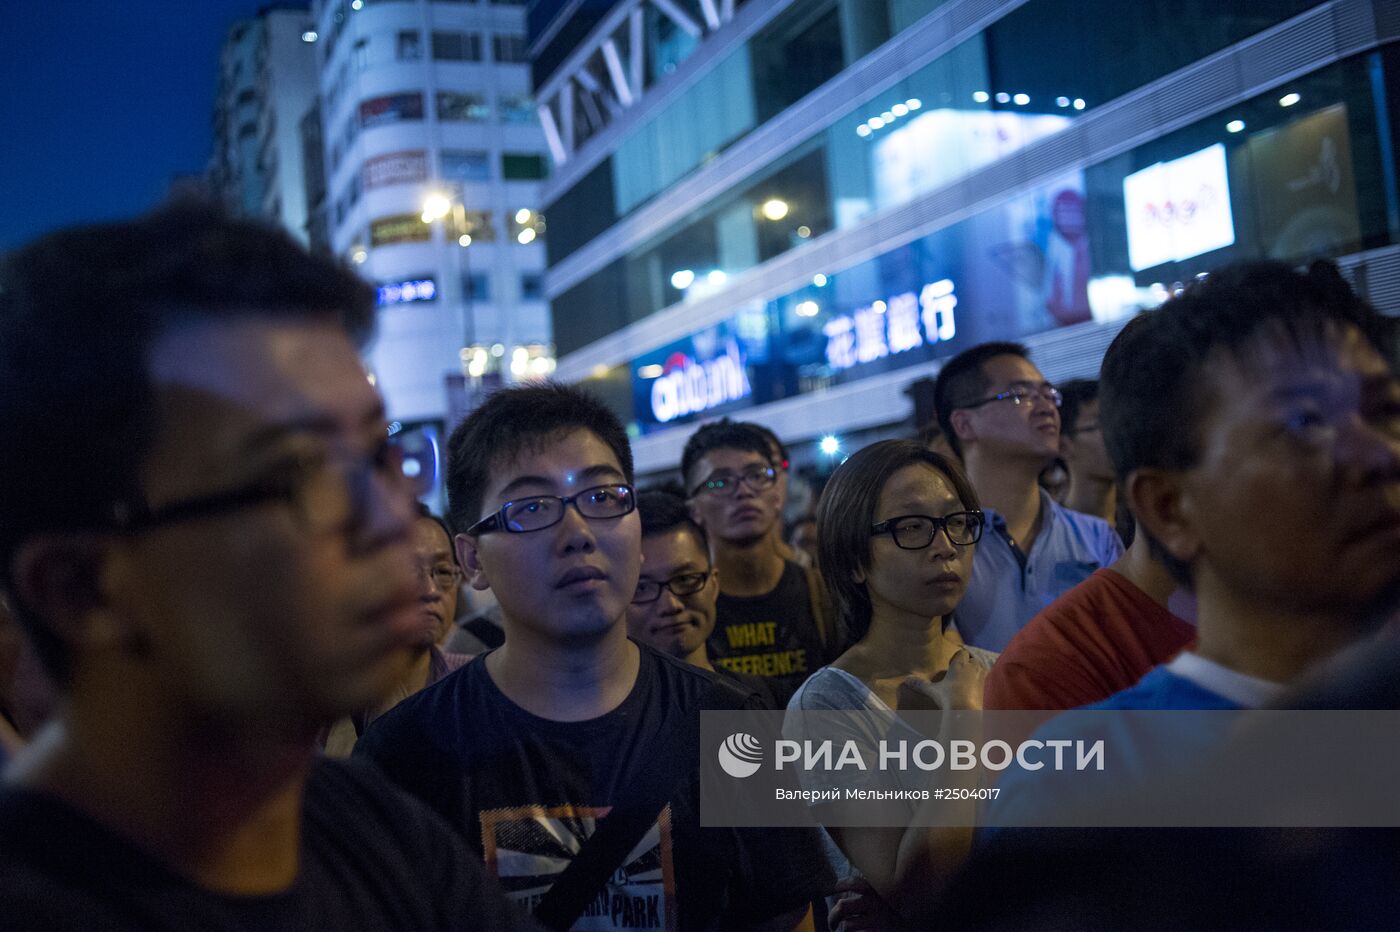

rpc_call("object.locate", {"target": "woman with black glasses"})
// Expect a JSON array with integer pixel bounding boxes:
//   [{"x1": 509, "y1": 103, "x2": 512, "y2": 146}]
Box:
[{"x1": 785, "y1": 439, "x2": 994, "y2": 928}]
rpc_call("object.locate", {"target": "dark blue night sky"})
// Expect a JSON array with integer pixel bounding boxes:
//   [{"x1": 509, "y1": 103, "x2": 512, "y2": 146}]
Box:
[{"x1": 0, "y1": 0, "x2": 287, "y2": 251}]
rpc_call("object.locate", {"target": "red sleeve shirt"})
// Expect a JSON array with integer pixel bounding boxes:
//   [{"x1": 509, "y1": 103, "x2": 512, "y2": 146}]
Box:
[{"x1": 984, "y1": 568, "x2": 1196, "y2": 711}]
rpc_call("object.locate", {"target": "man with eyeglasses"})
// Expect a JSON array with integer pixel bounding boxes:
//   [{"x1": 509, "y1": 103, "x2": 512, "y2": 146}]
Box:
[
  {"x1": 356, "y1": 384, "x2": 831, "y2": 931},
  {"x1": 323, "y1": 505, "x2": 472, "y2": 756},
  {"x1": 748, "y1": 421, "x2": 814, "y2": 568},
  {"x1": 626, "y1": 490, "x2": 777, "y2": 708},
  {"x1": 0, "y1": 206, "x2": 532, "y2": 929},
  {"x1": 680, "y1": 421, "x2": 839, "y2": 706},
  {"x1": 933, "y1": 342, "x2": 1122, "y2": 652}
]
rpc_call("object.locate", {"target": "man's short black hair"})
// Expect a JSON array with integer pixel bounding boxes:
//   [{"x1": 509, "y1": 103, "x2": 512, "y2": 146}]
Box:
[
  {"x1": 1099, "y1": 259, "x2": 1392, "y2": 585},
  {"x1": 0, "y1": 202, "x2": 375, "y2": 683},
  {"x1": 415, "y1": 503, "x2": 457, "y2": 567},
  {"x1": 679, "y1": 420, "x2": 776, "y2": 491},
  {"x1": 932, "y1": 341, "x2": 1032, "y2": 457},
  {"x1": 446, "y1": 382, "x2": 634, "y2": 535},
  {"x1": 746, "y1": 422, "x2": 789, "y2": 468},
  {"x1": 1058, "y1": 379, "x2": 1099, "y2": 435},
  {"x1": 636, "y1": 489, "x2": 709, "y2": 556}
]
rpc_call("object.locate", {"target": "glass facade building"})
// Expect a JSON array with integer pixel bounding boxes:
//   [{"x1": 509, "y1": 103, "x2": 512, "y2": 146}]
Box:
[{"x1": 533, "y1": 0, "x2": 1400, "y2": 474}]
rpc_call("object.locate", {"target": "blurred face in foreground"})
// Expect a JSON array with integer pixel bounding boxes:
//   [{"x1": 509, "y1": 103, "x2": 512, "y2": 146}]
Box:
[
  {"x1": 1146, "y1": 323, "x2": 1400, "y2": 623},
  {"x1": 103, "y1": 318, "x2": 423, "y2": 726}
]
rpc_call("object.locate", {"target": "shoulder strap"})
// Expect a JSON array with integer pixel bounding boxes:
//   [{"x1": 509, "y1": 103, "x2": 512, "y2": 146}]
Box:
[{"x1": 532, "y1": 680, "x2": 719, "y2": 931}]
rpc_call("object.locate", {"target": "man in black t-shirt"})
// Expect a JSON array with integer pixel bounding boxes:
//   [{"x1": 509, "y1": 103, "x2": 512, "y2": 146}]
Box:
[
  {"x1": 0, "y1": 208, "x2": 531, "y2": 929},
  {"x1": 625, "y1": 489, "x2": 776, "y2": 708},
  {"x1": 358, "y1": 385, "x2": 832, "y2": 930},
  {"x1": 681, "y1": 422, "x2": 839, "y2": 705}
]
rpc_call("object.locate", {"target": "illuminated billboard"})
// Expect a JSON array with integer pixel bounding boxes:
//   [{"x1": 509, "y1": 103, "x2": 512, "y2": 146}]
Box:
[{"x1": 1123, "y1": 143, "x2": 1235, "y2": 271}]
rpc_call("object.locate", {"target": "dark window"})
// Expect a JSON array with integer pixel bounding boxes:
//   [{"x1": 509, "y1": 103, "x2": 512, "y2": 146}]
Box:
[
  {"x1": 464, "y1": 272, "x2": 491, "y2": 302},
  {"x1": 492, "y1": 35, "x2": 528, "y2": 64},
  {"x1": 750, "y1": 1, "x2": 850, "y2": 123},
  {"x1": 433, "y1": 31, "x2": 483, "y2": 62},
  {"x1": 543, "y1": 157, "x2": 615, "y2": 267},
  {"x1": 502, "y1": 153, "x2": 547, "y2": 180},
  {"x1": 520, "y1": 273, "x2": 544, "y2": 300},
  {"x1": 397, "y1": 30, "x2": 421, "y2": 60}
]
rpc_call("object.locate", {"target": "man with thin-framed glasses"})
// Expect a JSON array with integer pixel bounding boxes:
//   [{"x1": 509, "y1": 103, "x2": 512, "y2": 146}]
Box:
[
  {"x1": 680, "y1": 421, "x2": 840, "y2": 706},
  {"x1": 0, "y1": 206, "x2": 533, "y2": 929},
  {"x1": 357, "y1": 384, "x2": 831, "y2": 931},
  {"x1": 626, "y1": 489, "x2": 777, "y2": 708},
  {"x1": 323, "y1": 505, "x2": 473, "y2": 757},
  {"x1": 933, "y1": 342, "x2": 1122, "y2": 652}
]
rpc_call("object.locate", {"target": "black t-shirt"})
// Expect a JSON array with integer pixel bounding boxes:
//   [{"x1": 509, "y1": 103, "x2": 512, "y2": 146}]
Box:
[
  {"x1": 356, "y1": 642, "x2": 833, "y2": 931},
  {"x1": 711, "y1": 665, "x2": 778, "y2": 710},
  {"x1": 709, "y1": 560, "x2": 828, "y2": 706},
  {"x1": 0, "y1": 758, "x2": 537, "y2": 931}
]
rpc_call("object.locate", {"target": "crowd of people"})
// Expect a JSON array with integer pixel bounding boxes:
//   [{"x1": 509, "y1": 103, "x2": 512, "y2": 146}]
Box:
[{"x1": 0, "y1": 205, "x2": 1398, "y2": 930}]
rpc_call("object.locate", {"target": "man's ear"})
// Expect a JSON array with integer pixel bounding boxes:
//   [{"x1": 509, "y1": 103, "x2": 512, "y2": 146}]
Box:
[
  {"x1": 1124, "y1": 469, "x2": 1201, "y2": 567},
  {"x1": 455, "y1": 533, "x2": 493, "y2": 592},
  {"x1": 687, "y1": 497, "x2": 706, "y2": 530},
  {"x1": 10, "y1": 534, "x2": 133, "y2": 655},
  {"x1": 948, "y1": 409, "x2": 976, "y2": 449}
]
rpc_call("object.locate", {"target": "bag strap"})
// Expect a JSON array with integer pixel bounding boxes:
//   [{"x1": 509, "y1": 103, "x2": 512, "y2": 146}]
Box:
[{"x1": 532, "y1": 680, "x2": 717, "y2": 931}]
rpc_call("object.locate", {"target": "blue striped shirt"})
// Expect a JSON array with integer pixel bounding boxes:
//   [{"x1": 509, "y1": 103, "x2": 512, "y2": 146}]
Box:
[{"x1": 955, "y1": 491, "x2": 1123, "y2": 652}]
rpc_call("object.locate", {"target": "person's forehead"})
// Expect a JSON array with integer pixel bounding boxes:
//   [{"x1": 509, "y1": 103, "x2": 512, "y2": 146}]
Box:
[
  {"x1": 640, "y1": 526, "x2": 707, "y2": 571},
  {"x1": 142, "y1": 317, "x2": 381, "y2": 487},
  {"x1": 412, "y1": 516, "x2": 451, "y2": 554},
  {"x1": 149, "y1": 317, "x2": 374, "y2": 424},
  {"x1": 980, "y1": 354, "x2": 1045, "y2": 387},
  {"x1": 878, "y1": 463, "x2": 960, "y2": 510},
  {"x1": 699, "y1": 446, "x2": 770, "y2": 472},
  {"x1": 485, "y1": 427, "x2": 624, "y2": 496},
  {"x1": 1208, "y1": 324, "x2": 1391, "y2": 403}
]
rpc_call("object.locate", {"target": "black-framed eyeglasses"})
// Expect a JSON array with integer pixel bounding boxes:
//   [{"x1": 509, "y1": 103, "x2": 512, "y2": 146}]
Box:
[
  {"x1": 467, "y1": 484, "x2": 636, "y2": 535},
  {"x1": 690, "y1": 465, "x2": 777, "y2": 498},
  {"x1": 416, "y1": 560, "x2": 462, "y2": 591},
  {"x1": 870, "y1": 511, "x2": 985, "y2": 549},
  {"x1": 109, "y1": 440, "x2": 412, "y2": 536},
  {"x1": 959, "y1": 384, "x2": 1063, "y2": 410},
  {"x1": 631, "y1": 570, "x2": 712, "y2": 604}
]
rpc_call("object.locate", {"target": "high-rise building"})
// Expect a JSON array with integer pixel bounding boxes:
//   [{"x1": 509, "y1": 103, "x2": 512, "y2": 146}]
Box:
[
  {"x1": 309, "y1": 0, "x2": 552, "y2": 428},
  {"x1": 532, "y1": 0, "x2": 1400, "y2": 477},
  {"x1": 210, "y1": 4, "x2": 321, "y2": 243}
]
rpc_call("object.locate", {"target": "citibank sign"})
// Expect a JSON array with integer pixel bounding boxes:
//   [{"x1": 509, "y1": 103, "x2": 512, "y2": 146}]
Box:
[{"x1": 648, "y1": 338, "x2": 752, "y2": 424}]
